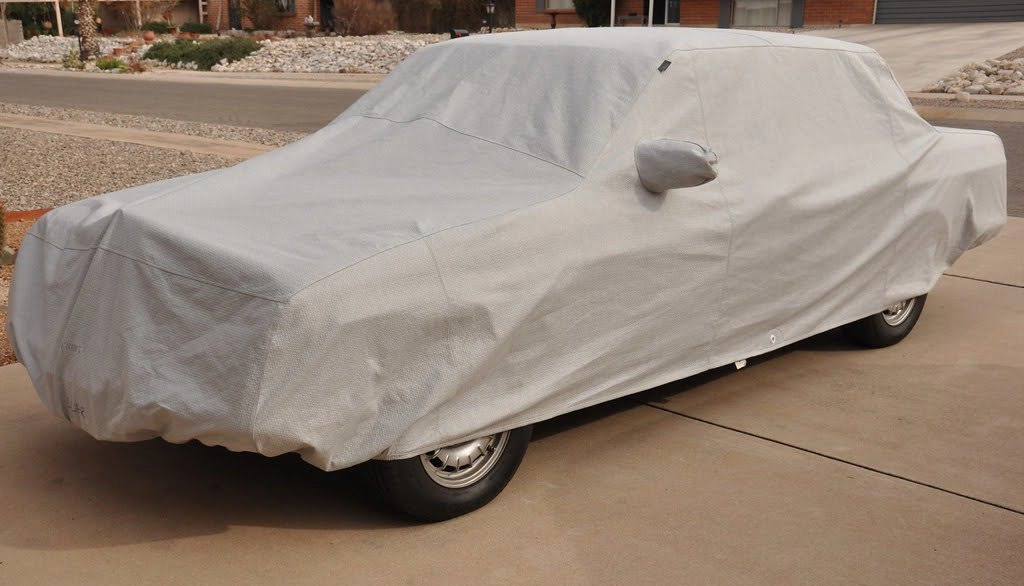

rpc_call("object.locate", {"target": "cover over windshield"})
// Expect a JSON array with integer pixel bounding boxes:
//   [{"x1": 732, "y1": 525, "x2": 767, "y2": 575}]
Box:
[{"x1": 340, "y1": 31, "x2": 677, "y2": 174}]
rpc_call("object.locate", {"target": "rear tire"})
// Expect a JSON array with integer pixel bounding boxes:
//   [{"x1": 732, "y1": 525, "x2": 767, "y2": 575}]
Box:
[
  {"x1": 842, "y1": 295, "x2": 927, "y2": 348},
  {"x1": 363, "y1": 426, "x2": 532, "y2": 522}
]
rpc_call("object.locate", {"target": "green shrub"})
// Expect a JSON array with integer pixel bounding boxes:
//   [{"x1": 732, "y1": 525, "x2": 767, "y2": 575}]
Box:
[
  {"x1": 141, "y1": 20, "x2": 172, "y2": 34},
  {"x1": 144, "y1": 37, "x2": 261, "y2": 70},
  {"x1": 573, "y1": 0, "x2": 610, "y2": 27},
  {"x1": 179, "y1": 21, "x2": 213, "y2": 34},
  {"x1": 62, "y1": 48, "x2": 84, "y2": 70},
  {"x1": 143, "y1": 39, "x2": 190, "y2": 64},
  {"x1": 96, "y1": 56, "x2": 127, "y2": 71}
]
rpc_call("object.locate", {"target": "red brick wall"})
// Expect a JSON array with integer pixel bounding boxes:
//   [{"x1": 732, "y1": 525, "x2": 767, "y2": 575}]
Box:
[
  {"x1": 205, "y1": 0, "x2": 320, "y2": 31},
  {"x1": 679, "y1": 0, "x2": 718, "y2": 26},
  {"x1": 803, "y1": 0, "x2": 873, "y2": 25},
  {"x1": 514, "y1": 0, "x2": 657, "y2": 28},
  {"x1": 515, "y1": 4, "x2": 584, "y2": 28},
  {"x1": 515, "y1": 0, "x2": 874, "y2": 27}
]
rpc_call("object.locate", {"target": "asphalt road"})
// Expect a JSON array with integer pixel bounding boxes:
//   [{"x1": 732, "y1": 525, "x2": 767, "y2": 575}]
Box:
[
  {"x1": 1, "y1": 71, "x2": 1020, "y2": 216},
  {"x1": 0, "y1": 71, "x2": 355, "y2": 132}
]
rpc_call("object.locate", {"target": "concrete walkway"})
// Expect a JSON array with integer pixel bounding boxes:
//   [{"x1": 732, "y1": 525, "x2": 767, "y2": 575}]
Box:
[
  {"x1": 1, "y1": 218, "x2": 1021, "y2": 585},
  {"x1": 805, "y1": 23, "x2": 1024, "y2": 92},
  {"x1": 0, "y1": 113, "x2": 271, "y2": 159}
]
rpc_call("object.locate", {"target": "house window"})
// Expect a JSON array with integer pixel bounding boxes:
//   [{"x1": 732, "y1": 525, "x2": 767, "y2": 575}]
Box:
[
  {"x1": 546, "y1": 0, "x2": 573, "y2": 9},
  {"x1": 733, "y1": 0, "x2": 792, "y2": 26},
  {"x1": 276, "y1": 0, "x2": 296, "y2": 14}
]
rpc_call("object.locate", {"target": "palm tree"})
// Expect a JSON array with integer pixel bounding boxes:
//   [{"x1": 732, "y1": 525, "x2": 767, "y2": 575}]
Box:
[{"x1": 76, "y1": 1, "x2": 100, "y2": 60}]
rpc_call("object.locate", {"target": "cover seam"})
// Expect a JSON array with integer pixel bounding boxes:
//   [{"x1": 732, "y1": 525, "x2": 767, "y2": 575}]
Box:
[
  {"x1": 355, "y1": 114, "x2": 585, "y2": 178},
  {"x1": 24, "y1": 233, "x2": 288, "y2": 303}
]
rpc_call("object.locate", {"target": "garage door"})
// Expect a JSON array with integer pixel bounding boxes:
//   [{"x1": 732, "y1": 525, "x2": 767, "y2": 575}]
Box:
[{"x1": 875, "y1": 0, "x2": 1024, "y2": 23}]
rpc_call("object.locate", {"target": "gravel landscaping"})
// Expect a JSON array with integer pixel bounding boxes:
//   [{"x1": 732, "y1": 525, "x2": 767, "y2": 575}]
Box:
[
  {"x1": 922, "y1": 53, "x2": 1024, "y2": 96},
  {"x1": 0, "y1": 102, "x2": 308, "y2": 147},
  {"x1": 0, "y1": 127, "x2": 237, "y2": 210},
  {"x1": 1, "y1": 32, "x2": 450, "y2": 73},
  {"x1": 0, "y1": 34, "x2": 136, "y2": 62},
  {"x1": 212, "y1": 34, "x2": 448, "y2": 73}
]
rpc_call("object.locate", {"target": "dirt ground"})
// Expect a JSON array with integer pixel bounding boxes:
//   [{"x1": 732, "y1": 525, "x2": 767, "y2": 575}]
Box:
[{"x1": 1, "y1": 219, "x2": 35, "y2": 367}]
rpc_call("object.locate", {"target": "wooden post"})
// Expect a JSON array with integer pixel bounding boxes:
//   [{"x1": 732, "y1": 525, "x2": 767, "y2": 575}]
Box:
[{"x1": 53, "y1": 1, "x2": 63, "y2": 36}]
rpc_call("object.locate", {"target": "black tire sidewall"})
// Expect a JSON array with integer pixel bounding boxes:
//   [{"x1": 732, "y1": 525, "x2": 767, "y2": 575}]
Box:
[
  {"x1": 367, "y1": 425, "x2": 533, "y2": 522},
  {"x1": 844, "y1": 294, "x2": 927, "y2": 348}
]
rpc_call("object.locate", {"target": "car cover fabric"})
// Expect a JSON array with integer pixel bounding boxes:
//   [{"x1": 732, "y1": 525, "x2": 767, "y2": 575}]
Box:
[{"x1": 7, "y1": 28, "x2": 1006, "y2": 470}]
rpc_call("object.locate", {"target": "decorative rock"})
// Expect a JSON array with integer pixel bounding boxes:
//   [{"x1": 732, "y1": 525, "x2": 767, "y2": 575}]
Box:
[
  {"x1": 0, "y1": 35, "x2": 132, "y2": 63},
  {"x1": 214, "y1": 34, "x2": 452, "y2": 74},
  {"x1": 1006, "y1": 86, "x2": 1024, "y2": 96},
  {"x1": 924, "y1": 56, "x2": 1024, "y2": 96},
  {"x1": 954, "y1": 92, "x2": 971, "y2": 102}
]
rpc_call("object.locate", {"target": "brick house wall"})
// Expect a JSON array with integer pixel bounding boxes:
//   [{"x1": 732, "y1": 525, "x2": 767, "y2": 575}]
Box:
[
  {"x1": 802, "y1": 0, "x2": 874, "y2": 25},
  {"x1": 515, "y1": 0, "x2": 875, "y2": 28},
  {"x1": 679, "y1": 0, "x2": 718, "y2": 26},
  {"x1": 517, "y1": 0, "x2": 652, "y2": 28},
  {"x1": 204, "y1": 0, "x2": 320, "y2": 31}
]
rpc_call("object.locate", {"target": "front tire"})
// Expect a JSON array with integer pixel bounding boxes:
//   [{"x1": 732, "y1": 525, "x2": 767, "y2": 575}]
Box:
[
  {"x1": 842, "y1": 295, "x2": 927, "y2": 348},
  {"x1": 363, "y1": 426, "x2": 532, "y2": 522}
]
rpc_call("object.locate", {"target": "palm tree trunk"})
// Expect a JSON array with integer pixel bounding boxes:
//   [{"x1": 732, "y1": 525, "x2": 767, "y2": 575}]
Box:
[{"x1": 76, "y1": 1, "x2": 100, "y2": 60}]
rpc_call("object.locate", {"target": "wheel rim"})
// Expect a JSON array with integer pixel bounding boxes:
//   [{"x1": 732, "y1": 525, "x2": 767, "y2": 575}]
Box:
[
  {"x1": 881, "y1": 297, "x2": 916, "y2": 327},
  {"x1": 419, "y1": 432, "x2": 509, "y2": 489}
]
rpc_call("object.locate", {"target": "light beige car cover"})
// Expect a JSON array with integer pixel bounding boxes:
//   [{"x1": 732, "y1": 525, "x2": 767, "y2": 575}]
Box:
[{"x1": 7, "y1": 28, "x2": 1006, "y2": 470}]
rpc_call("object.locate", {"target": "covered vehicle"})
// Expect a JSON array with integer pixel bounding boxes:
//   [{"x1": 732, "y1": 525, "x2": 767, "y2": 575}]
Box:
[{"x1": 7, "y1": 28, "x2": 1006, "y2": 521}]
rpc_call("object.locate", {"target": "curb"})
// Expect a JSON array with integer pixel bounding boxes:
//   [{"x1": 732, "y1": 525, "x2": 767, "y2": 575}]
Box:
[{"x1": 3, "y1": 209, "x2": 50, "y2": 223}]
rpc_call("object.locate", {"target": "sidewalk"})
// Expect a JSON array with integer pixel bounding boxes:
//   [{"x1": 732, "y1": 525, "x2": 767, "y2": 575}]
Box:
[
  {"x1": 0, "y1": 113, "x2": 271, "y2": 159},
  {"x1": 1, "y1": 219, "x2": 1020, "y2": 585},
  {"x1": 805, "y1": 23, "x2": 1024, "y2": 91}
]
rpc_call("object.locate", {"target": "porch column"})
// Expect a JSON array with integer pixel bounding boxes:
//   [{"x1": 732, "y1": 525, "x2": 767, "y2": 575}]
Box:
[
  {"x1": 2, "y1": 4, "x2": 9, "y2": 47},
  {"x1": 610, "y1": 0, "x2": 616, "y2": 26},
  {"x1": 53, "y1": 1, "x2": 63, "y2": 36}
]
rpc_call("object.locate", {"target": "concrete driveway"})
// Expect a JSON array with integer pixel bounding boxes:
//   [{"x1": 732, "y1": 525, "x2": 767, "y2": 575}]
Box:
[
  {"x1": 1, "y1": 220, "x2": 1022, "y2": 585},
  {"x1": 805, "y1": 23, "x2": 1024, "y2": 91}
]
